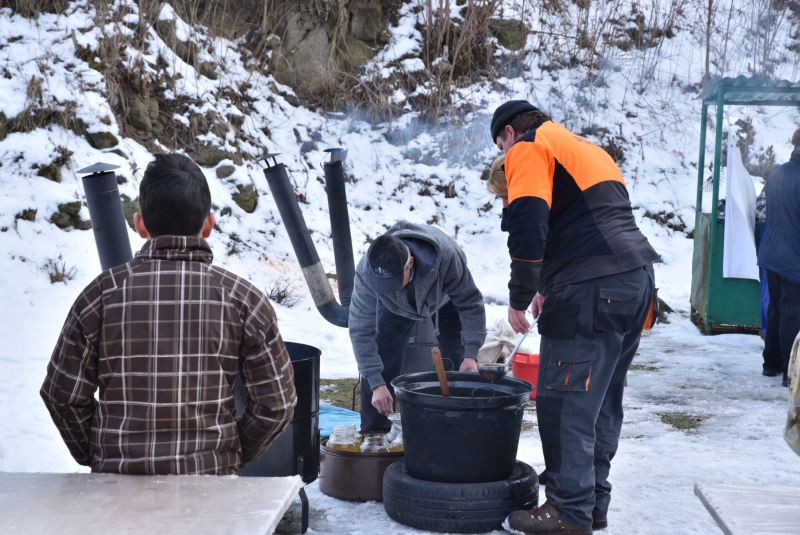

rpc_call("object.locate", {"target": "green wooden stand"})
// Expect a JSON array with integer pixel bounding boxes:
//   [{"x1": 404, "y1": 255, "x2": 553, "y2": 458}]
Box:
[{"x1": 690, "y1": 76, "x2": 800, "y2": 334}]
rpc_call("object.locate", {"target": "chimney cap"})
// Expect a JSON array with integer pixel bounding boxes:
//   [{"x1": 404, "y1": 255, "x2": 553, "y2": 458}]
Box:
[
  {"x1": 324, "y1": 148, "x2": 348, "y2": 163},
  {"x1": 77, "y1": 162, "x2": 120, "y2": 174},
  {"x1": 262, "y1": 152, "x2": 282, "y2": 168}
]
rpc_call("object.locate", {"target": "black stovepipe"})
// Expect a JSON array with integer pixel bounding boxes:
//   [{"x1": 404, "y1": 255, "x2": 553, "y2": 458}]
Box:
[
  {"x1": 322, "y1": 148, "x2": 355, "y2": 308},
  {"x1": 262, "y1": 152, "x2": 355, "y2": 327},
  {"x1": 79, "y1": 164, "x2": 134, "y2": 271}
]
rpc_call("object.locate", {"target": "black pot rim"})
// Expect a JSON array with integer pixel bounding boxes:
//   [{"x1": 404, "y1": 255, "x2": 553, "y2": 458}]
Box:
[{"x1": 392, "y1": 371, "x2": 532, "y2": 410}]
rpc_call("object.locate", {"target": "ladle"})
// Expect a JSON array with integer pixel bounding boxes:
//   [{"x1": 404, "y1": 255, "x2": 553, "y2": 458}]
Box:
[
  {"x1": 431, "y1": 347, "x2": 450, "y2": 396},
  {"x1": 477, "y1": 316, "x2": 538, "y2": 382}
]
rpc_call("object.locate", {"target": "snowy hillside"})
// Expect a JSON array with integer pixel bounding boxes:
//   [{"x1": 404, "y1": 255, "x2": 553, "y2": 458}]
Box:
[{"x1": 1, "y1": 2, "x2": 800, "y2": 530}]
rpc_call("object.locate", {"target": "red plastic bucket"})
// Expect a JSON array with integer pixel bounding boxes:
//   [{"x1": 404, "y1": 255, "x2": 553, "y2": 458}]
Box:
[{"x1": 511, "y1": 352, "x2": 539, "y2": 400}]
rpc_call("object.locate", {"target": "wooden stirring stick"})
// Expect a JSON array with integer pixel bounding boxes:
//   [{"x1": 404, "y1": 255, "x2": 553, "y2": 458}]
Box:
[{"x1": 431, "y1": 347, "x2": 451, "y2": 397}]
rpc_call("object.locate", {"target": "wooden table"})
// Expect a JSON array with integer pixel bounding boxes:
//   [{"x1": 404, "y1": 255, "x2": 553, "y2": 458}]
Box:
[
  {"x1": 695, "y1": 483, "x2": 800, "y2": 535},
  {"x1": 0, "y1": 472, "x2": 303, "y2": 534}
]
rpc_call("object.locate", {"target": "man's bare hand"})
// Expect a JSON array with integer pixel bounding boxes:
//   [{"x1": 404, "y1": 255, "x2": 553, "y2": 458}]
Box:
[
  {"x1": 459, "y1": 357, "x2": 478, "y2": 373},
  {"x1": 531, "y1": 292, "x2": 545, "y2": 319},
  {"x1": 371, "y1": 385, "x2": 393, "y2": 416},
  {"x1": 508, "y1": 306, "x2": 530, "y2": 334}
]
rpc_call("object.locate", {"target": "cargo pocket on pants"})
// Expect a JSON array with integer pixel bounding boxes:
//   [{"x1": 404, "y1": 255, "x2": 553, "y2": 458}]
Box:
[
  {"x1": 594, "y1": 286, "x2": 641, "y2": 333},
  {"x1": 538, "y1": 291, "x2": 581, "y2": 340},
  {"x1": 542, "y1": 338, "x2": 596, "y2": 392}
]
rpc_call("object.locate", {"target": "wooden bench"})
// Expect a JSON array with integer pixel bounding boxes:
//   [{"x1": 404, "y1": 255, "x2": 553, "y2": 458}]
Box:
[
  {"x1": 695, "y1": 483, "x2": 800, "y2": 535},
  {"x1": 0, "y1": 472, "x2": 302, "y2": 534}
]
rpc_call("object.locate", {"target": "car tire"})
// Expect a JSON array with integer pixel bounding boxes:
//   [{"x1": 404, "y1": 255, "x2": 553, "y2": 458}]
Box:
[{"x1": 383, "y1": 459, "x2": 538, "y2": 533}]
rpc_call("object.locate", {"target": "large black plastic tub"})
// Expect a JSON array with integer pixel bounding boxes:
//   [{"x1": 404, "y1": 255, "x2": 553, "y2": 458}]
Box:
[
  {"x1": 392, "y1": 371, "x2": 532, "y2": 484},
  {"x1": 236, "y1": 341, "x2": 320, "y2": 484}
]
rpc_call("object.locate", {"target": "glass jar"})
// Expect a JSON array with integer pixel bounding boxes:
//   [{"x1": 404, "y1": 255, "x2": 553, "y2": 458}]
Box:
[
  {"x1": 327, "y1": 424, "x2": 361, "y2": 452},
  {"x1": 386, "y1": 413, "x2": 402, "y2": 443},
  {"x1": 389, "y1": 426, "x2": 403, "y2": 452},
  {"x1": 360, "y1": 434, "x2": 391, "y2": 453}
]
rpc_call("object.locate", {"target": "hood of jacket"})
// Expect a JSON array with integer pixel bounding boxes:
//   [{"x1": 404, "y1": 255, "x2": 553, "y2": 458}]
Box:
[{"x1": 357, "y1": 221, "x2": 457, "y2": 318}]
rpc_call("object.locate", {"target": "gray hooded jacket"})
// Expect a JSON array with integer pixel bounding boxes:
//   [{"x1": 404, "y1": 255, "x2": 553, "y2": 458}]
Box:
[{"x1": 349, "y1": 221, "x2": 487, "y2": 390}]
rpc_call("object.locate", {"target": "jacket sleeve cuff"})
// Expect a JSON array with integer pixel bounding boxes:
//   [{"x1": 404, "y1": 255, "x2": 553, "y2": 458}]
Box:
[
  {"x1": 365, "y1": 372, "x2": 386, "y2": 391},
  {"x1": 464, "y1": 342, "x2": 482, "y2": 359},
  {"x1": 509, "y1": 296, "x2": 533, "y2": 311}
]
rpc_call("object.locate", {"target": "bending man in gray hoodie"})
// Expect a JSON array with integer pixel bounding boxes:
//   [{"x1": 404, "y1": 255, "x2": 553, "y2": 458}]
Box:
[{"x1": 349, "y1": 221, "x2": 487, "y2": 431}]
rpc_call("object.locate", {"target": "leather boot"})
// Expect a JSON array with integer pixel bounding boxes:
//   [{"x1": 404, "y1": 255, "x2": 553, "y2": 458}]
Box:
[{"x1": 504, "y1": 503, "x2": 592, "y2": 534}]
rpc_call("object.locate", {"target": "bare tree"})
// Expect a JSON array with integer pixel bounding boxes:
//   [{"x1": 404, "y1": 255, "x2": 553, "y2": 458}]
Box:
[{"x1": 701, "y1": 0, "x2": 717, "y2": 85}]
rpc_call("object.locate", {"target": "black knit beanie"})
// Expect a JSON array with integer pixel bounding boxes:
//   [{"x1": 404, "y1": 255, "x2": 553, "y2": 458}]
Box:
[{"x1": 490, "y1": 100, "x2": 539, "y2": 141}]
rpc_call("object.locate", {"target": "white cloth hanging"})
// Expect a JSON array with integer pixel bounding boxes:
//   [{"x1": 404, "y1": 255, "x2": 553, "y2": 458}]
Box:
[{"x1": 722, "y1": 133, "x2": 759, "y2": 280}]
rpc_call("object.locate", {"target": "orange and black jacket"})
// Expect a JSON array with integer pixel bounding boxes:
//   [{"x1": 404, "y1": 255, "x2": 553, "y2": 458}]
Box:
[{"x1": 502, "y1": 118, "x2": 659, "y2": 310}]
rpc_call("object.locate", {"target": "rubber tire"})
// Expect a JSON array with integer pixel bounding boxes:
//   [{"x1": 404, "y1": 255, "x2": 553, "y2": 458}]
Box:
[{"x1": 383, "y1": 460, "x2": 538, "y2": 534}]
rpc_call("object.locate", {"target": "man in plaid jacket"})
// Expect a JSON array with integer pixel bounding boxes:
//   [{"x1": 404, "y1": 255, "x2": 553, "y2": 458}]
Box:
[{"x1": 41, "y1": 153, "x2": 296, "y2": 475}]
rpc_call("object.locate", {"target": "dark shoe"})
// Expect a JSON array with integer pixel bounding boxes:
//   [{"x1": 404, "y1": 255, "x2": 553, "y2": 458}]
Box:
[
  {"x1": 763, "y1": 368, "x2": 779, "y2": 377},
  {"x1": 591, "y1": 509, "x2": 607, "y2": 530},
  {"x1": 504, "y1": 504, "x2": 592, "y2": 534}
]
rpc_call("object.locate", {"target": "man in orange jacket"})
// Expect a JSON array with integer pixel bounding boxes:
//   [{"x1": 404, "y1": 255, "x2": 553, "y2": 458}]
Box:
[{"x1": 490, "y1": 101, "x2": 659, "y2": 535}]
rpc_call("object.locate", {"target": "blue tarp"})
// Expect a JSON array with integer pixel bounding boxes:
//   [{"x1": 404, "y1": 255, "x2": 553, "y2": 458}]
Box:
[{"x1": 319, "y1": 404, "x2": 361, "y2": 438}]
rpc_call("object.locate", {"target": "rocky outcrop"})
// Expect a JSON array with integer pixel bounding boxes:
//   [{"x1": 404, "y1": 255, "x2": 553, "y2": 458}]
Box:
[
  {"x1": 38, "y1": 164, "x2": 61, "y2": 183},
  {"x1": 340, "y1": 37, "x2": 374, "y2": 72},
  {"x1": 193, "y1": 146, "x2": 242, "y2": 167},
  {"x1": 272, "y1": 13, "x2": 330, "y2": 97},
  {"x1": 489, "y1": 19, "x2": 527, "y2": 51},
  {"x1": 155, "y1": 19, "x2": 196, "y2": 65},
  {"x1": 85, "y1": 131, "x2": 119, "y2": 149},
  {"x1": 50, "y1": 201, "x2": 92, "y2": 230},
  {"x1": 232, "y1": 183, "x2": 258, "y2": 213},
  {"x1": 216, "y1": 165, "x2": 235, "y2": 178},
  {"x1": 127, "y1": 96, "x2": 159, "y2": 139},
  {"x1": 349, "y1": 3, "x2": 385, "y2": 43},
  {"x1": 16, "y1": 208, "x2": 36, "y2": 222}
]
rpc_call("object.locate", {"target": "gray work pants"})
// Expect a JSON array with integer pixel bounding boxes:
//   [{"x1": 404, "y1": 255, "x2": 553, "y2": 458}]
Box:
[{"x1": 535, "y1": 265, "x2": 655, "y2": 530}]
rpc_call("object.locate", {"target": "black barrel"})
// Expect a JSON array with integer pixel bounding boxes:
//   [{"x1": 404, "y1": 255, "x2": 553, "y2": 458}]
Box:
[
  {"x1": 392, "y1": 371, "x2": 532, "y2": 484},
  {"x1": 236, "y1": 342, "x2": 321, "y2": 483},
  {"x1": 81, "y1": 170, "x2": 133, "y2": 270}
]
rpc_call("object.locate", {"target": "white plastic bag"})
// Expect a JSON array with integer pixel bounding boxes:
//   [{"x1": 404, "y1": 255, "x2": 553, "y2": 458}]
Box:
[
  {"x1": 478, "y1": 318, "x2": 517, "y2": 364},
  {"x1": 784, "y1": 332, "x2": 800, "y2": 457}
]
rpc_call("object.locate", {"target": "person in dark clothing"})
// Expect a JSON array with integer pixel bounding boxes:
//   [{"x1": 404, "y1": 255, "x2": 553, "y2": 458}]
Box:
[
  {"x1": 758, "y1": 128, "x2": 800, "y2": 387},
  {"x1": 755, "y1": 188, "x2": 769, "y2": 341},
  {"x1": 489, "y1": 101, "x2": 659, "y2": 535},
  {"x1": 348, "y1": 221, "x2": 487, "y2": 432}
]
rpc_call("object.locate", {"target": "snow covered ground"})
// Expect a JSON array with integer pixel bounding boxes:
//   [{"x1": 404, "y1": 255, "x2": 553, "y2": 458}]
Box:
[
  {"x1": 3, "y1": 311, "x2": 798, "y2": 533},
  {"x1": 2, "y1": 0, "x2": 800, "y2": 533},
  {"x1": 293, "y1": 317, "x2": 800, "y2": 535}
]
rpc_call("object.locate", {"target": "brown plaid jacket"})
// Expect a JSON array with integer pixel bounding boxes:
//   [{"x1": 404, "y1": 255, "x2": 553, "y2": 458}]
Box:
[{"x1": 41, "y1": 236, "x2": 296, "y2": 475}]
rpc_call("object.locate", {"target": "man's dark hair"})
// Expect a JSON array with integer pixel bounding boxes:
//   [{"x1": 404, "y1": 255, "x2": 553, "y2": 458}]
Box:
[
  {"x1": 500, "y1": 109, "x2": 552, "y2": 140},
  {"x1": 139, "y1": 153, "x2": 212, "y2": 237}
]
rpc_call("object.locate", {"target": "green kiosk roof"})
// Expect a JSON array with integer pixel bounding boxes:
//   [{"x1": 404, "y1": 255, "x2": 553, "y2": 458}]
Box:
[{"x1": 697, "y1": 75, "x2": 800, "y2": 106}]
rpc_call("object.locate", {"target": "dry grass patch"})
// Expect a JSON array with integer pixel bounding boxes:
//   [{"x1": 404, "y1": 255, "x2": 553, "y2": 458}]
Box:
[
  {"x1": 629, "y1": 363, "x2": 661, "y2": 372},
  {"x1": 658, "y1": 412, "x2": 703, "y2": 430},
  {"x1": 320, "y1": 378, "x2": 361, "y2": 412}
]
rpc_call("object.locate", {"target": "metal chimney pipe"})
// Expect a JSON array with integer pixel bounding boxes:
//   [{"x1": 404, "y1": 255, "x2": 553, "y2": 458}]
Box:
[
  {"x1": 77, "y1": 163, "x2": 134, "y2": 271},
  {"x1": 262, "y1": 154, "x2": 349, "y2": 328},
  {"x1": 322, "y1": 148, "x2": 355, "y2": 307}
]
